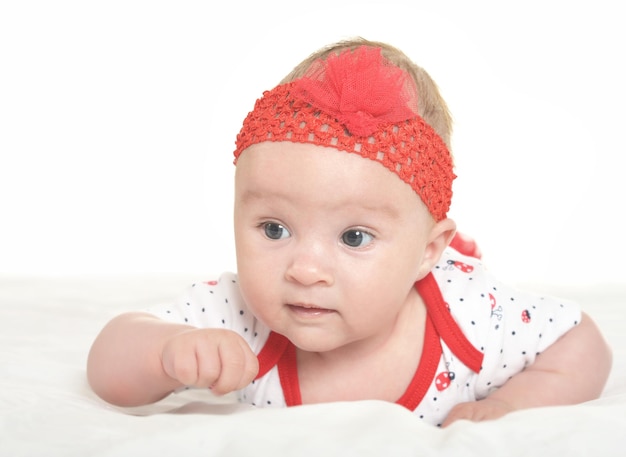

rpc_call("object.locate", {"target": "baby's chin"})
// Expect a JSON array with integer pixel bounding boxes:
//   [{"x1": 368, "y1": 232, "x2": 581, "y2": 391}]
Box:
[{"x1": 282, "y1": 329, "x2": 348, "y2": 354}]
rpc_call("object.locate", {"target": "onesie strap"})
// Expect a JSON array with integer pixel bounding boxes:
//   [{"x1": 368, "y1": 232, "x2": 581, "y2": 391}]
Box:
[
  {"x1": 254, "y1": 331, "x2": 302, "y2": 406},
  {"x1": 255, "y1": 331, "x2": 290, "y2": 380},
  {"x1": 395, "y1": 313, "x2": 441, "y2": 410},
  {"x1": 415, "y1": 273, "x2": 484, "y2": 373},
  {"x1": 277, "y1": 341, "x2": 301, "y2": 406}
]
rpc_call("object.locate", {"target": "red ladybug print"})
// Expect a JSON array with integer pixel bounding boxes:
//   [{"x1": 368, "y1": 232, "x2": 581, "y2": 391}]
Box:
[
  {"x1": 447, "y1": 259, "x2": 474, "y2": 273},
  {"x1": 490, "y1": 293, "x2": 503, "y2": 320},
  {"x1": 205, "y1": 280, "x2": 218, "y2": 286},
  {"x1": 435, "y1": 371, "x2": 456, "y2": 391},
  {"x1": 521, "y1": 309, "x2": 531, "y2": 323}
]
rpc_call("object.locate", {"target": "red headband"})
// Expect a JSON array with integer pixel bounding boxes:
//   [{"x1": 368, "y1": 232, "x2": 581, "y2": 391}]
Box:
[{"x1": 233, "y1": 46, "x2": 455, "y2": 221}]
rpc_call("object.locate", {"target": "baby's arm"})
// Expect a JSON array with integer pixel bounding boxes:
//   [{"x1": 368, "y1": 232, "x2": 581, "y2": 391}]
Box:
[
  {"x1": 442, "y1": 312, "x2": 612, "y2": 427},
  {"x1": 87, "y1": 312, "x2": 259, "y2": 407}
]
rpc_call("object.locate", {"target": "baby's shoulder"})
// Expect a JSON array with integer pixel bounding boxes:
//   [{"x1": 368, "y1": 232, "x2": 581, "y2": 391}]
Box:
[
  {"x1": 431, "y1": 248, "x2": 581, "y2": 354},
  {"x1": 432, "y1": 248, "x2": 492, "y2": 307}
]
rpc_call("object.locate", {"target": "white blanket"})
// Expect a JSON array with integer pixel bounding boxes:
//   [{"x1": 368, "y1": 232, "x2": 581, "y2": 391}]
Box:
[{"x1": 1, "y1": 276, "x2": 625, "y2": 456}]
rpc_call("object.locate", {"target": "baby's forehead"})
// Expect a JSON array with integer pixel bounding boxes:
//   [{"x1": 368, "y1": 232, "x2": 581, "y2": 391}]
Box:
[{"x1": 235, "y1": 141, "x2": 429, "y2": 216}]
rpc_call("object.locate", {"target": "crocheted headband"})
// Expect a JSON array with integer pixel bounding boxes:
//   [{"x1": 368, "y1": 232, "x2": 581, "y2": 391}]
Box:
[{"x1": 233, "y1": 45, "x2": 455, "y2": 221}]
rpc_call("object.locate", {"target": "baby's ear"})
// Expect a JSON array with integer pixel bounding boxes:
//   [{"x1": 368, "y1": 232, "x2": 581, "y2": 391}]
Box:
[{"x1": 417, "y1": 218, "x2": 457, "y2": 279}]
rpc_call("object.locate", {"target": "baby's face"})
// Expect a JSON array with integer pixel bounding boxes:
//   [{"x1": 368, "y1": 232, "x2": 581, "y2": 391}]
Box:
[{"x1": 233, "y1": 142, "x2": 437, "y2": 353}]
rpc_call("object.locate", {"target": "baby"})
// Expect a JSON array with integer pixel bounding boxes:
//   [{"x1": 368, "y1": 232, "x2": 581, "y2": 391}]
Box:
[{"x1": 87, "y1": 38, "x2": 612, "y2": 427}]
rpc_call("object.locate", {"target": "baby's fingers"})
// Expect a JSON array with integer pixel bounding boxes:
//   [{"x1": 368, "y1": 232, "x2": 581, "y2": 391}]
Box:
[
  {"x1": 208, "y1": 336, "x2": 259, "y2": 395},
  {"x1": 161, "y1": 329, "x2": 258, "y2": 393},
  {"x1": 161, "y1": 331, "x2": 216, "y2": 387}
]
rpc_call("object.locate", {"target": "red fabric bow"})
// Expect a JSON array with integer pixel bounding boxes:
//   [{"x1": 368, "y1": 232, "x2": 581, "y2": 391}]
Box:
[{"x1": 292, "y1": 46, "x2": 418, "y2": 137}]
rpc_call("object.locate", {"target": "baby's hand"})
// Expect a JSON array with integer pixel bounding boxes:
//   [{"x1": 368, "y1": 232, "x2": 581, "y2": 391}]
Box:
[
  {"x1": 441, "y1": 398, "x2": 514, "y2": 427},
  {"x1": 161, "y1": 328, "x2": 259, "y2": 395}
]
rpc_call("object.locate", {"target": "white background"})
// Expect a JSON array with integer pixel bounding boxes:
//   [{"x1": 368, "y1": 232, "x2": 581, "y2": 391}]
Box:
[{"x1": 1, "y1": 0, "x2": 624, "y2": 286}]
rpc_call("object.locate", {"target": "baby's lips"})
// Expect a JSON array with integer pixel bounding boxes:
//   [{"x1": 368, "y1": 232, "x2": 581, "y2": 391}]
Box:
[{"x1": 287, "y1": 303, "x2": 336, "y2": 316}]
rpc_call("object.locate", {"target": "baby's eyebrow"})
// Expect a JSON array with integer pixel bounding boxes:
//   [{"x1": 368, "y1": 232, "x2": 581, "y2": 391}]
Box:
[
  {"x1": 240, "y1": 188, "x2": 401, "y2": 220},
  {"x1": 239, "y1": 188, "x2": 285, "y2": 203},
  {"x1": 342, "y1": 201, "x2": 401, "y2": 219}
]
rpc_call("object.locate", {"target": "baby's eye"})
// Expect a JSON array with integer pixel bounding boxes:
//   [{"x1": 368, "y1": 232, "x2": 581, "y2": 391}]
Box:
[
  {"x1": 341, "y1": 229, "x2": 374, "y2": 248},
  {"x1": 263, "y1": 222, "x2": 291, "y2": 240}
]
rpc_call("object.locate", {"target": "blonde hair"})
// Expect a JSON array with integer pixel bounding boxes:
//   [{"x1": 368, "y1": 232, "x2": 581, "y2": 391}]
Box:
[{"x1": 279, "y1": 37, "x2": 453, "y2": 150}]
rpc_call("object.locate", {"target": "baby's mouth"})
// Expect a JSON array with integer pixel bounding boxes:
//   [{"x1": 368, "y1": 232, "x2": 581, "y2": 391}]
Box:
[{"x1": 288, "y1": 303, "x2": 336, "y2": 317}]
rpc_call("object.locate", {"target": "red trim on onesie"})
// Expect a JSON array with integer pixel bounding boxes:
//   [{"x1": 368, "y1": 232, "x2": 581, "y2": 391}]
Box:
[
  {"x1": 255, "y1": 332, "x2": 290, "y2": 379},
  {"x1": 277, "y1": 342, "x2": 301, "y2": 406},
  {"x1": 415, "y1": 273, "x2": 484, "y2": 373},
  {"x1": 395, "y1": 314, "x2": 441, "y2": 409}
]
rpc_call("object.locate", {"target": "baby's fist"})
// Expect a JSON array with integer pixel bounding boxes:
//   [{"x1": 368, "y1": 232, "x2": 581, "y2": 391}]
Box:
[{"x1": 161, "y1": 328, "x2": 259, "y2": 395}]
